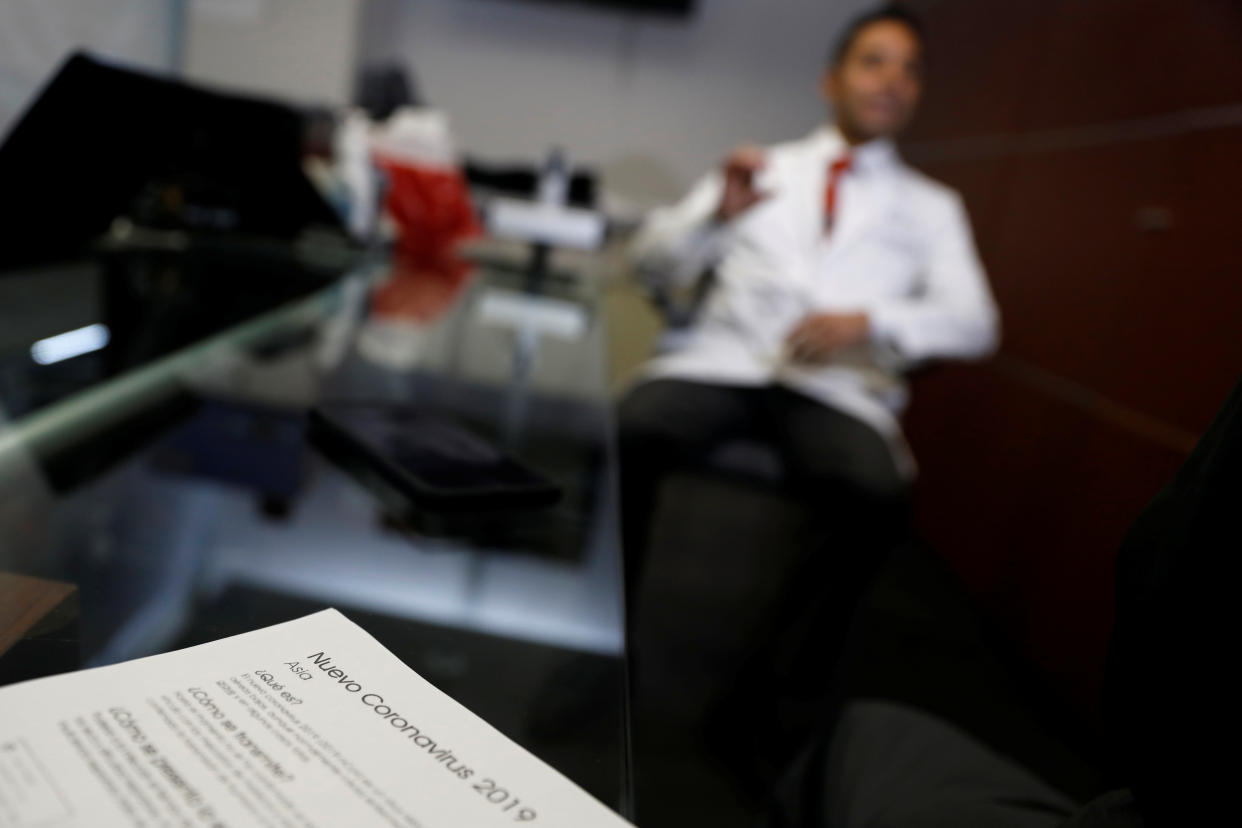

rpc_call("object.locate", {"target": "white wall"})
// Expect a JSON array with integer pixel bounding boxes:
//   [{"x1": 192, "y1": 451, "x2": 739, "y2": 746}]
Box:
[
  {"x1": 183, "y1": 0, "x2": 360, "y2": 105},
  {"x1": 0, "y1": 0, "x2": 172, "y2": 137},
  {"x1": 358, "y1": 0, "x2": 874, "y2": 202}
]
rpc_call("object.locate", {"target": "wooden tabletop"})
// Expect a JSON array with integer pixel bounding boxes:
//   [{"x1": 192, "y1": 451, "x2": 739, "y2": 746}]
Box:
[{"x1": 0, "y1": 572, "x2": 77, "y2": 657}]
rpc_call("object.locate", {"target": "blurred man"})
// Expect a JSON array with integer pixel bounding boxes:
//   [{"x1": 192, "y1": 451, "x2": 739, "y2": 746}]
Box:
[{"x1": 619, "y1": 5, "x2": 1000, "y2": 595}]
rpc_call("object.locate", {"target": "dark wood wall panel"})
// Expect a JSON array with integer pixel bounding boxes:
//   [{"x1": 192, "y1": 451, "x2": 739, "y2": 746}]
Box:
[
  {"x1": 903, "y1": 0, "x2": 1242, "y2": 715},
  {"x1": 905, "y1": 0, "x2": 1055, "y2": 142},
  {"x1": 1007, "y1": 402, "x2": 1189, "y2": 706},
  {"x1": 1182, "y1": 1, "x2": 1242, "y2": 111},
  {"x1": 1023, "y1": 0, "x2": 1242, "y2": 130},
  {"x1": 905, "y1": 361, "x2": 1192, "y2": 712},
  {"x1": 986, "y1": 141, "x2": 1166, "y2": 380},
  {"x1": 983, "y1": 138, "x2": 1241, "y2": 434},
  {"x1": 915, "y1": 156, "x2": 1009, "y2": 260}
]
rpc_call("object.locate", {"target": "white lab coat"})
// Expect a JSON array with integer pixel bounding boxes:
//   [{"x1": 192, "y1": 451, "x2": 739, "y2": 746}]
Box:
[{"x1": 630, "y1": 125, "x2": 1000, "y2": 476}]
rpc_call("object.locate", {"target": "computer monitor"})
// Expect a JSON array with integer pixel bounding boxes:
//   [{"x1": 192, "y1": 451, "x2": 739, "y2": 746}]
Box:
[{"x1": 0, "y1": 52, "x2": 343, "y2": 272}]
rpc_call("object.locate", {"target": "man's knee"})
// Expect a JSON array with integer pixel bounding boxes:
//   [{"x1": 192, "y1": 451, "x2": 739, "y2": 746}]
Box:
[
  {"x1": 617, "y1": 379, "x2": 718, "y2": 457},
  {"x1": 844, "y1": 450, "x2": 908, "y2": 503},
  {"x1": 794, "y1": 437, "x2": 906, "y2": 503}
]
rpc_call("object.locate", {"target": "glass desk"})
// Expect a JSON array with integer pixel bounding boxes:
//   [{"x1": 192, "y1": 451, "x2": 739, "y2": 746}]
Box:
[{"x1": 0, "y1": 251, "x2": 631, "y2": 816}]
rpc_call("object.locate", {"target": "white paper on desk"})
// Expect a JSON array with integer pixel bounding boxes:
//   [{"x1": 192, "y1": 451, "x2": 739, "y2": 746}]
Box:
[{"x1": 0, "y1": 609, "x2": 633, "y2": 828}]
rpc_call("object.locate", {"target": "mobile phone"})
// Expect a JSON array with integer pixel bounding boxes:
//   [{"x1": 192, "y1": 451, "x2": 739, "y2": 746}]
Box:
[{"x1": 308, "y1": 404, "x2": 562, "y2": 514}]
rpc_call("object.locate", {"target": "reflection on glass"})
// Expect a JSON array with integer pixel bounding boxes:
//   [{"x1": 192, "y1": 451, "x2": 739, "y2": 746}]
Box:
[{"x1": 30, "y1": 323, "x2": 111, "y2": 366}]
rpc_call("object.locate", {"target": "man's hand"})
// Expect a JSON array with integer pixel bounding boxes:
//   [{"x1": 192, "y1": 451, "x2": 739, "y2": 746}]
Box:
[
  {"x1": 715, "y1": 146, "x2": 770, "y2": 223},
  {"x1": 786, "y1": 312, "x2": 871, "y2": 364}
]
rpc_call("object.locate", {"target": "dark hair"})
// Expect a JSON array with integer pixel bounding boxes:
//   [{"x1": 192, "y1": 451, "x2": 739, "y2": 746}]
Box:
[{"x1": 829, "y1": 4, "x2": 926, "y2": 67}]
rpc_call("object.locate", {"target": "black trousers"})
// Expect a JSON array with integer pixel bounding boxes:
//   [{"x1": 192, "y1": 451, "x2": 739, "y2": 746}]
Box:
[
  {"x1": 618, "y1": 377, "x2": 908, "y2": 589},
  {"x1": 618, "y1": 378, "x2": 911, "y2": 784}
]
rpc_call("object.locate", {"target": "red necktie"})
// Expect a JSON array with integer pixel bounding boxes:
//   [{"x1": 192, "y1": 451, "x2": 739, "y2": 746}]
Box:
[{"x1": 824, "y1": 154, "x2": 852, "y2": 234}]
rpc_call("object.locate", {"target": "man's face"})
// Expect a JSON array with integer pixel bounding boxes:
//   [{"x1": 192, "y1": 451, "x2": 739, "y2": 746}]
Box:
[{"x1": 824, "y1": 21, "x2": 923, "y2": 142}]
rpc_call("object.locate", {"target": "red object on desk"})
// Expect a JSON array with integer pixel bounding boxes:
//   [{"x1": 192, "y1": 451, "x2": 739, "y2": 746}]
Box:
[{"x1": 371, "y1": 157, "x2": 481, "y2": 323}]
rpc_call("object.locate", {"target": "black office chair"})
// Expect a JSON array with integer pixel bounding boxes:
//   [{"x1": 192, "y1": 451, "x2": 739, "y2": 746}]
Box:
[{"x1": 355, "y1": 61, "x2": 423, "y2": 120}]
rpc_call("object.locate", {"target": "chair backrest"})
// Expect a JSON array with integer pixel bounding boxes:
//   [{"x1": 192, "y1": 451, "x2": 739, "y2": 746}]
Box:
[{"x1": 642, "y1": 265, "x2": 719, "y2": 355}]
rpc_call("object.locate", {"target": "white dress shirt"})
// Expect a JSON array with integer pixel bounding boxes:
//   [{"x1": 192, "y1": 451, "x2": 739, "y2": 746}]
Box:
[{"x1": 630, "y1": 125, "x2": 1001, "y2": 476}]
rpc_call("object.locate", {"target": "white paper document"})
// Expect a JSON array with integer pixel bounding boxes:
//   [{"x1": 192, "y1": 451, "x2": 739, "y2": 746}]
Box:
[{"x1": 0, "y1": 609, "x2": 633, "y2": 828}]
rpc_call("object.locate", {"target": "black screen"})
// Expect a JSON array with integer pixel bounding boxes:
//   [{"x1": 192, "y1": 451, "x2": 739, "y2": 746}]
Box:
[{"x1": 0, "y1": 52, "x2": 343, "y2": 272}]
